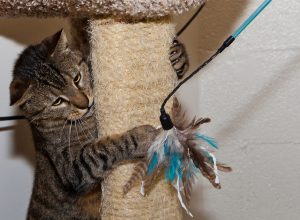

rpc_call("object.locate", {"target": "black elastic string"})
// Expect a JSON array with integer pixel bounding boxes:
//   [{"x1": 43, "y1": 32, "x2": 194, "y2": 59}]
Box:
[
  {"x1": 160, "y1": 36, "x2": 235, "y2": 129},
  {"x1": 161, "y1": 50, "x2": 220, "y2": 113},
  {"x1": 0, "y1": 115, "x2": 25, "y2": 121},
  {"x1": 176, "y1": 3, "x2": 206, "y2": 37}
]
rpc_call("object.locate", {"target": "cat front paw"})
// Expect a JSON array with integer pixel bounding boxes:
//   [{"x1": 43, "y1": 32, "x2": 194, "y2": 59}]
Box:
[{"x1": 130, "y1": 125, "x2": 161, "y2": 158}]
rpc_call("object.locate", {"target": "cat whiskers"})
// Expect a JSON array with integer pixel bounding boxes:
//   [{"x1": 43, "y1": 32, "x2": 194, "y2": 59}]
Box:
[
  {"x1": 80, "y1": 118, "x2": 96, "y2": 139},
  {"x1": 29, "y1": 114, "x2": 40, "y2": 124},
  {"x1": 78, "y1": 119, "x2": 90, "y2": 140},
  {"x1": 74, "y1": 120, "x2": 83, "y2": 146}
]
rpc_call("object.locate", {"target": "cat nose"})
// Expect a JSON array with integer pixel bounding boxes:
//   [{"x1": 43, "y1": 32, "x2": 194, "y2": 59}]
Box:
[{"x1": 70, "y1": 92, "x2": 89, "y2": 109}]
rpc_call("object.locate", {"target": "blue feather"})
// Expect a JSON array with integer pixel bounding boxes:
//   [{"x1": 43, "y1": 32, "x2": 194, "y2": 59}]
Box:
[
  {"x1": 147, "y1": 152, "x2": 158, "y2": 174},
  {"x1": 195, "y1": 133, "x2": 218, "y2": 149},
  {"x1": 177, "y1": 163, "x2": 183, "y2": 180},
  {"x1": 167, "y1": 160, "x2": 176, "y2": 182},
  {"x1": 166, "y1": 152, "x2": 182, "y2": 182}
]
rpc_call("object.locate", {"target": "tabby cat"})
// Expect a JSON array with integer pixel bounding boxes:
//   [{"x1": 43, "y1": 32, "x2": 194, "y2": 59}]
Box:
[{"x1": 10, "y1": 30, "x2": 159, "y2": 220}]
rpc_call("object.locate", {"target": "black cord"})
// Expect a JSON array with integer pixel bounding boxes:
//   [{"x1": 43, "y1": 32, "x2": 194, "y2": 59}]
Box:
[
  {"x1": 176, "y1": 3, "x2": 206, "y2": 37},
  {"x1": 160, "y1": 36, "x2": 235, "y2": 130},
  {"x1": 161, "y1": 50, "x2": 220, "y2": 112},
  {"x1": 0, "y1": 115, "x2": 25, "y2": 121}
]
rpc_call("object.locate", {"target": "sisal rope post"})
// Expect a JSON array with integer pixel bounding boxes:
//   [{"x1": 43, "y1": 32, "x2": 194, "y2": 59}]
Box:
[
  {"x1": 90, "y1": 18, "x2": 182, "y2": 220},
  {"x1": 0, "y1": 0, "x2": 206, "y2": 218}
]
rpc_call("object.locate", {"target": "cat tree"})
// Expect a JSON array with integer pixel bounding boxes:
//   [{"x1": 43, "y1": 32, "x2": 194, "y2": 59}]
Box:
[{"x1": 0, "y1": 1, "x2": 205, "y2": 219}]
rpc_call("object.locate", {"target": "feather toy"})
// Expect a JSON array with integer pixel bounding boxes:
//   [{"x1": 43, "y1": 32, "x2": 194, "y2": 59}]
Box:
[
  {"x1": 123, "y1": 99, "x2": 231, "y2": 216},
  {"x1": 145, "y1": 98, "x2": 231, "y2": 216}
]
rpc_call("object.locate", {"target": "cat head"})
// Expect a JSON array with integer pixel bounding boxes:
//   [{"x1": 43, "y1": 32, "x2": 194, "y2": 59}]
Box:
[{"x1": 10, "y1": 30, "x2": 94, "y2": 123}]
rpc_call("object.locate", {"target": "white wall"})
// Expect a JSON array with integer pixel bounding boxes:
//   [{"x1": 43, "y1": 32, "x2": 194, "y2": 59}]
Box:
[
  {"x1": 0, "y1": 0, "x2": 299, "y2": 219},
  {"x1": 175, "y1": 0, "x2": 300, "y2": 219},
  {"x1": 0, "y1": 37, "x2": 32, "y2": 220}
]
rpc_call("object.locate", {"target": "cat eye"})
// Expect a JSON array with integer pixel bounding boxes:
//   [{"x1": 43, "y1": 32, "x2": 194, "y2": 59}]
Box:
[
  {"x1": 73, "y1": 73, "x2": 81, "y2": 84},
  {"x1": 52, "y1": 97, "x2": 64, "y2": 106}
]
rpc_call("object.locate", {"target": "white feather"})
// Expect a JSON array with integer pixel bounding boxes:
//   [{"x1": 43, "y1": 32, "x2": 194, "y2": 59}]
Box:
[{"x1": 176, "y1": 176, "x2": 193, "y2": 218}]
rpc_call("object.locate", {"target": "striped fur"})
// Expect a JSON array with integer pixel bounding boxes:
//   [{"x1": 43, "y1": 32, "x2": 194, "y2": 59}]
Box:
[
  {"x1": 11, "y1": 30, "x2": 159, "y2": 220},
  {"x1": 170, "y1": 39, "x2": 189, "y2": 79}
]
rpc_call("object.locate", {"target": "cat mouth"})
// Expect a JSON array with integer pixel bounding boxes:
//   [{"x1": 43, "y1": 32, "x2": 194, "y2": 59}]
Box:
[{"x1": 83, "y1": 101, "x2": 95, "y2": 118}]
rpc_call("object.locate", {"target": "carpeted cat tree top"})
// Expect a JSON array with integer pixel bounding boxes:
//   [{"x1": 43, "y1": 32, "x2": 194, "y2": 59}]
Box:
[
  {"x1": 0, "y1": 1, "x2": 204, "y2": 18},
  {"x1": 0, "y1": 1, "x2": 205, "y2": 219}
]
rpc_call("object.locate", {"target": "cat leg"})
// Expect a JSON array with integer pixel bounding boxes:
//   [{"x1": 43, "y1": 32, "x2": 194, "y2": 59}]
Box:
[{"x1": 50, "y1": 125, "x2": 159, "y2": 193}]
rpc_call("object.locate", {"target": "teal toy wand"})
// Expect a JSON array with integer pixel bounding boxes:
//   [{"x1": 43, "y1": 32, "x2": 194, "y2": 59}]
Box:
[
  {"x1": 160, "y1": 0, "x2": 273, "y2": 129},
  {"x1": 233, "y1": 0, "x2": 272, "y2": 38}
]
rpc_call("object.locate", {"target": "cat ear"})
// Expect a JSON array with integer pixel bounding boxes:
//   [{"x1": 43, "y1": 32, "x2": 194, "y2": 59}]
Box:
[
  {"x1": 9, "y1": 78, "x2": 30, "y2": 106},
  {"x1": 42, "y1": 29, "x2": 68, "y2": 56}
]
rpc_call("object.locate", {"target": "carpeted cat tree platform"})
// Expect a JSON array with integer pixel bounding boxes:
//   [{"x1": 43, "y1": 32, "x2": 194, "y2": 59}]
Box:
[{"x1": 0, "y1": 1, "x2": 205, "y2": 219}]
